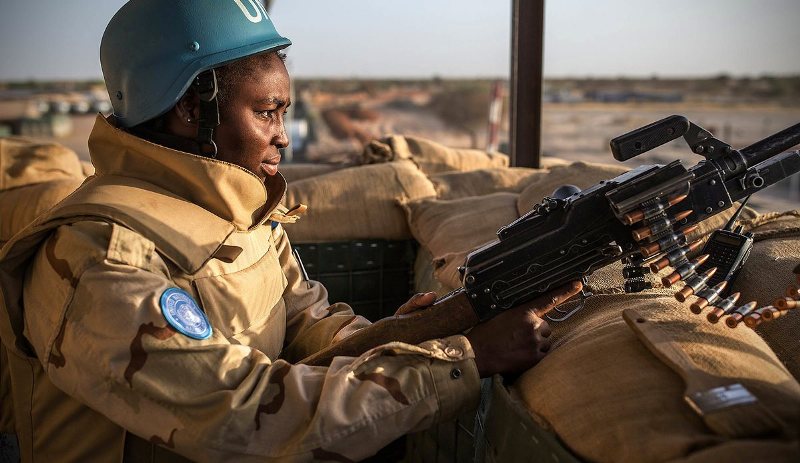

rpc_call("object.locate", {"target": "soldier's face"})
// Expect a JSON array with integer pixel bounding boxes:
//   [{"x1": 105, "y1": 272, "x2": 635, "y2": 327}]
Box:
[{"x1": 214, "y1": 54, "x2": 291, "y2": 182}]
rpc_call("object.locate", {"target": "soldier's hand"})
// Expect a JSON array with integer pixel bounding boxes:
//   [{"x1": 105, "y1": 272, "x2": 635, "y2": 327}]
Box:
[
  {"x1": 466, "y1": 281, "x2": 582, "y2": 377},
  {"x1": 394, "y1": 292, "x2": 438, "y2": 315}
]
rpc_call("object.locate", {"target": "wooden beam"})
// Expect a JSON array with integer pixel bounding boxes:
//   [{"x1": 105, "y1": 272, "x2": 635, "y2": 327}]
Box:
[{"x1": 509, "y1": 0, "x2": 545, "y2": 168}]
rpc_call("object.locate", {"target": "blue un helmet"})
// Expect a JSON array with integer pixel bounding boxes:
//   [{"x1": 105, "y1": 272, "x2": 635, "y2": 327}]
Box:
[{"x1": 101, "y1": 0, "x2": 291, "y2": 155}]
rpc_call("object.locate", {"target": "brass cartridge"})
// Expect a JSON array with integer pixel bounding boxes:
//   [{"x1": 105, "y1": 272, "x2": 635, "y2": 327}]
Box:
[
  {"x1": 649, "y1": 240, "x2": 703, "y2": 273},
  {"x1": 662, "y1": 254, "x2": 710, "y2": 288},
  {"x1": 640, "y1": 224, "x2": 699, "y2": 258},
  {"x1": 690, "y1": 281, "x2": 727, "y2": 314},
  {"x1": 774, "y1": 297, "x2": 797, "y2": 310},
  {"x1": 725, "y1": 301, "x2": 758, "y2": 328},
  {"x1": 707, "y1": 292, "x2": 741, "y2": 323},
  {"x1": 622, "y1": 194, "x2": 688, "y2": 225},
  {"x1": 632, "y1": 210, "x2": 693, "y2": 241},
  {"x1": 675, "y1": 267, "x2": 717, "y2": 303}
]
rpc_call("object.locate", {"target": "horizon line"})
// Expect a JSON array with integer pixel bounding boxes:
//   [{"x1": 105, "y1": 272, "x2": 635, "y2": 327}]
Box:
[{"x1": 2, "y1": 73, "x2": 799, "y2": 84}]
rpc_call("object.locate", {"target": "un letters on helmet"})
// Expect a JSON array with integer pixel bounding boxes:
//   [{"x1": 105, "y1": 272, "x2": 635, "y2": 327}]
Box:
[{"x1": 233, "y1": 0, "x2": 268, "y2": 23}]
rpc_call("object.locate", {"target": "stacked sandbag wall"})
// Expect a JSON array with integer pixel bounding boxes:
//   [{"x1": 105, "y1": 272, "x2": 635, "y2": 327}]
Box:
[
  {"x1": 362, "y1": 135, "x2": 509, "y2": 176},
  {"x1": 281, "y1": 134, "x2": 517, "y2": 244}
]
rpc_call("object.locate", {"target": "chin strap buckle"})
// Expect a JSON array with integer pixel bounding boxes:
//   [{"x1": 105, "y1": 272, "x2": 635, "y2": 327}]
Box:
[{"x1": 193, "y1": 70, "x2": 220, "y2": 158}]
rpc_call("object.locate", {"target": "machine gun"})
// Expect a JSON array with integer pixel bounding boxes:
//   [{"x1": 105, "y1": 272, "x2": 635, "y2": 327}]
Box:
[{"x1": 302, "y1": 115, "x2": 800, "y2": 366}]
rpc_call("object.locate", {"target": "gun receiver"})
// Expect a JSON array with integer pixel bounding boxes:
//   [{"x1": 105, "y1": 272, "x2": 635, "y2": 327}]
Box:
[{"x1": 302, "y1": 116, "x2": 800, "y2": 366}]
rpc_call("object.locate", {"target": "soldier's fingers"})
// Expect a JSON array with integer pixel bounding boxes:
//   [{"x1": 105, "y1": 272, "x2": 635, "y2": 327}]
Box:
[
  {"x1": 394, "y1": 294, "x2": 421, "y2": 315},
  {"x1": 395, "y1": 292, "x2": 437, "y2": 315},
  {"x1": 411, "y1": 292, "x2": 436, "y2": 310},
  {"x1": 536, "y1": 335, "x2": 551, "y2": 354},
  {"x1": 537, "y1": 318, "x2": 552, "y2": 338},
  {"x1": 529, "y1": 315, "x2": 551, "y2": 337},
  {"x1": 530, "y1": 281, "x2": 583, "y2": 318}
]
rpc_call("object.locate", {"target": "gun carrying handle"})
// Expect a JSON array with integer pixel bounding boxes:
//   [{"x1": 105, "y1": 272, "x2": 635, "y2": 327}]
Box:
[
  {"x1": 301, "y1": 289, "x2": 479, "y2": 367},
  {"x1": 610, "y1": 115, "x2": 690, "y2": 161}
]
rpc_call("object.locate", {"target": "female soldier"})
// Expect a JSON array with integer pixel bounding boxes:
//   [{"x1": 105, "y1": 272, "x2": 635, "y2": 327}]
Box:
[{"x1": 0, "y1": 1, "x2": 578, "y2": 460}]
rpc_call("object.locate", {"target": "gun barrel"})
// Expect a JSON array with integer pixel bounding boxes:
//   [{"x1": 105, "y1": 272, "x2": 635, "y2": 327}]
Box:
[{"x1": 741, "y1": 122, "x2": 800, "y2": 167}]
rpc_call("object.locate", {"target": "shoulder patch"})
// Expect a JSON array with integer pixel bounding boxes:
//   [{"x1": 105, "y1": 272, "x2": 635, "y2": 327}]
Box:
[{"x1": 159, "y1": 288, "x2": 212, "y2": 340}]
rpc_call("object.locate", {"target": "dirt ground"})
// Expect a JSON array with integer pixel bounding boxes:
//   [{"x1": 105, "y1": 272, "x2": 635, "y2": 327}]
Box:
[{"x1": 48, "y1": 103, "x2": 799, "y2": 212}]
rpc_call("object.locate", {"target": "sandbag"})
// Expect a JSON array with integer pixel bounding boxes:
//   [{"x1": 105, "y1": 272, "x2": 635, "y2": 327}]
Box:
[
  {"x1": 667, "y1": 439, "x2": 800, "y2": 463},
  {"x1": 483, "y1": 375, "x2": 800, "y2": 463},
  {"x1": 478, "y1": 377, "x2": 581, "y2": 463},
  {"x1": 512, "y1": 294, "x2": 800, "y2": 463},
  {"x1": 80, "y1": 160, "x2": 95, "y2": 177},
  {"x1": 401, "y1": 193, "x2": 519, "y2": 289},
  {"x1": 0, "y1": 138, "x2": 85, "y2": 434},
  {"x1": 540, "y1": 156, "x2": 571, "y2": 168},
  {"x1": 516, "y1": 161, "x2": 629, "y2": 215},
  {"x1": 429, "y1": 167, "x2": 546, "y2": 200},
  {"x1": 279, "y1": 163, "x2": 346, "y2": 184},
  {"x1": 362, "y1": 135, "x2": 509, "y2": 175},
  {"x1": 283, "y1": 161, "x2": 436, "y2": 243},
  {"x1": 412, "y1": 247, "x2": 448, "y2": 297},
  {"x1": 0, "y1": 137, "x2": 84, "y2": 190},
  {"x1": 0, "y1": 178, "x2": 85, "y2": 246}
]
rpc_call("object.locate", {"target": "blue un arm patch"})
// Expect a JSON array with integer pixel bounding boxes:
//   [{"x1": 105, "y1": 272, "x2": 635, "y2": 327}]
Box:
[{"x1": 159, "y1": 288, "x2": 213, "y2": 340}]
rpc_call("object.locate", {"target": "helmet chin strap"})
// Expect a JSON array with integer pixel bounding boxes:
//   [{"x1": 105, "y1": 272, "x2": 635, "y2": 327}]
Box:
[{"x1": 193, "y1": 70, "x2": 220, "y2": 158}]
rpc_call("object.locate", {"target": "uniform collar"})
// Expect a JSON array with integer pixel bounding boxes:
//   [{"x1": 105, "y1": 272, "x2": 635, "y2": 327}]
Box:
[{"x1": 88, "y1": 115, "x2": 286, "y2": 230}]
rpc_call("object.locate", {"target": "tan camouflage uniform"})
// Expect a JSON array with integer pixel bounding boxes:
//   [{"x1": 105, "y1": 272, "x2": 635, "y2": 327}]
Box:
[{"x1": 0, "y1": 116, "x2": 480, "y2": 462}]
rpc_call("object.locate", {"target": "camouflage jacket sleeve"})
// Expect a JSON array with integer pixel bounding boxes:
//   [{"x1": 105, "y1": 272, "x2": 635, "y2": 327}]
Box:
[
  {"x1": 275, "y1": 224, "x2": 373, "y2": 362},
  {"x1": 23, "y1": 222, "x2": 480, "y2": 462}
]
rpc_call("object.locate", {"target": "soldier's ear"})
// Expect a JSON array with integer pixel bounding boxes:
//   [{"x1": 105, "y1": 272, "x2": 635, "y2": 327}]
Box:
[{"x1": 174, "y1": 90, "x2": 201, "y2": 126}]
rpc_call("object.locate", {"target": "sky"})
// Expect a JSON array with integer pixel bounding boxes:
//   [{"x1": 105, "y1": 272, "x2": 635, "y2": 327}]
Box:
[{"x1": 0, "y1": 0, "x2": 798, "y2": 81}]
